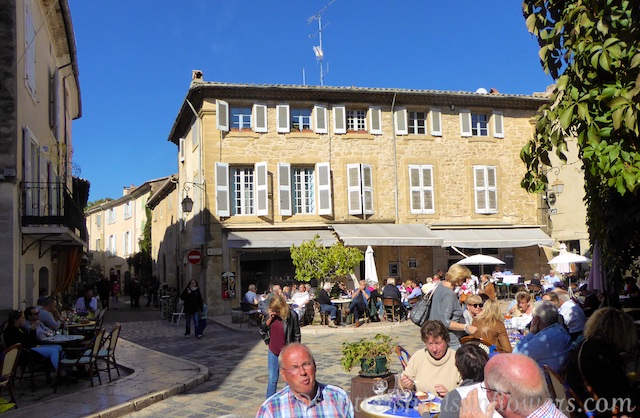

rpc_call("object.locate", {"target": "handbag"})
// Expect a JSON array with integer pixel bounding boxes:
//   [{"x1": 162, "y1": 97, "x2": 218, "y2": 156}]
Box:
[{"x1": 411, "y1": 285, "x2": 437, "y2": 327}]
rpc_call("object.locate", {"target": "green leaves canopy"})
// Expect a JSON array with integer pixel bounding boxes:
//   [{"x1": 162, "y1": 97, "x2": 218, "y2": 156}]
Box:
[
  {"x1": 290, "y1": 236, "x2": 364, "y2": 283},
  {"x1": 522, "y1": 0, "x2": 640, "y2": 285}
]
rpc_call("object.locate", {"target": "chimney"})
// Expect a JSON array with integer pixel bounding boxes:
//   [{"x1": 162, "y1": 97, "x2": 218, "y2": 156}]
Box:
[{"x1": 192, "y1": 70, "x2": 203, "y2": 82}]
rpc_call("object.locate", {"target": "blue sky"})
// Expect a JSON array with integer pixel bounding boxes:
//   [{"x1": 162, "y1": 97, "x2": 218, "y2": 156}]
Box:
[{"x1": 69, "y1": 0, "x2": 554, "y2": 202}]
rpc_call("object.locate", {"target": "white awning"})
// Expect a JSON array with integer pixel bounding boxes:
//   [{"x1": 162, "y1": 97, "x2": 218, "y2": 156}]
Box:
[
  {"x1": 226, "y1": 230, "x2": 336, "y2": 248},
  {"x1": 432, "y1": 228, "x2": 554, "y2": 249},
  {"x1": 331, "y1": 224, "x2": 443, "y2": 246}
]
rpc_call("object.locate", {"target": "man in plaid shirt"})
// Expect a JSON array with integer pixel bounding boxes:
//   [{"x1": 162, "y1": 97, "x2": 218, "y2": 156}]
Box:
[
  {"x1": 460, "y1": 353, "x2": 567, "y2": 418},
  {"x1": 256, "y1": 343, "x2": 354, "y2": 418}
]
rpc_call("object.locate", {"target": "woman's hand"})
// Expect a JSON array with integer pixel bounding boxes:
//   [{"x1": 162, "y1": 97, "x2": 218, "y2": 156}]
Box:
[
  {"x1": 399, "y1": 374, "x2": 415, "y2": 390},
  {"x1": 434, "y1": 384, "x2": 448, "y2": 398}
]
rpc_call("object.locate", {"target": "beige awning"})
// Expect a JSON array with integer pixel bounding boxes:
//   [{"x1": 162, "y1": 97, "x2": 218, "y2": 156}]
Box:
[
  {"x1": 331, "y1": 224, "x2": 443, "y2": 246},
  {"x1": 432, "y1": 228, "x2": 554, "y2": 249},
  {"x1": 226, "y1": 230, "x2": 336, "y2": 248}
]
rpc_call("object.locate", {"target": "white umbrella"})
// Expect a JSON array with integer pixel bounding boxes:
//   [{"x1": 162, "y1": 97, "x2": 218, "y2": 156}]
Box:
[
  {"x1": 456, "y1": 254, "x2": 505, "y2": 266},
  {"x1": 364, "y1": 246, "x2": 378, "y2": 285},
  {"x1": 553, "y1": 243, "x2": 571, "y2": 274},
  {"x1": 547, "y1": 253, "x2": 590, "y2": 265}
]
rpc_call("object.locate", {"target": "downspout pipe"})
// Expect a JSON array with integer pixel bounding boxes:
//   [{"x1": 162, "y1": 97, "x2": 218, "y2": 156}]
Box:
[{"x1": 391, "y1": 92, "x2": 399, "y2": 223}]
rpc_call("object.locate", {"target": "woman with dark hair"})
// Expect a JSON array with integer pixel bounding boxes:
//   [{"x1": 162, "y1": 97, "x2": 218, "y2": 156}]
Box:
[
  {"x1": 400, "y1": 320, "x2": 461, "y2": 398},
  {"x1": 3, "y1": 310, "x2": 63, "y2": 371},
  {"x1": 261, "y1": 294, "x2": 301, "y2": 399},
  {"x1": 425, "y1": 344, "x2": 500, "y2": 418},
  {"x1": 565, "y1": 308, "x2": 639, "y2": 417},
  {"x1": 180, "y1": 279, "x2": 204, "y2": 339}
]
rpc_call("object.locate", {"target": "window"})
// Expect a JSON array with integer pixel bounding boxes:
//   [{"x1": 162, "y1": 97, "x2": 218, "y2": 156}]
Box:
[
  {"x1": 179, "y1": 137, "x2": 185, "y2": 162},
  {"x1": 277, "y1": 162, "x2": 332, "y2": 216},
  {"x1": 231, "y1": 106, "x2": 252, "y2": 130},
  {"x1": 232, "y1": 167, "x2": 255, "y2": 215},
  {"x1": 107, "y1": 208, "x2": 116, "y2": 224},
  {"x1": 408, "y1": 112, "x2": 426, "y2": 135},
  {"x1": 293, "y1": 167, "x2": 315, "y2": 214},
  {"x1": 388, "y1": 262, "x2": 399, "y2": 277},
  {"x1": 430, "y1": 108, "x2": 442, "y2": 136},
  {"x1": 474, "y1": 165, "x2": 498, "y2": 214},
  {"x1": 96, "y1": 214, "x2": 102, "y2": 227},
  {"x1": 460, "y1": 110, "x2": 501, "y2": 137},
  {"x1": 408, "y1": 165, "x2": 435, "y2": 214},
  {"x1": 346, "y1": 110, "x2": 367, "y2": 132},
  {"x1": 191, "y1": 118, "x2": 200, "y2": 147},
  {"x1": 347, "y1": 164, "x2": 374, "y2": 215},
  {"x1": 124, "y1": 201, "x2": 132, "y2": 219},
  {"x1": 108, "y1": 234, "x2": 116, "y2": 256},
  {"x1": 95, "y1": 239, "x2": 101, "y2": 251},
  {"x1": 124, "y1": 231, "x2": 131, "y2": 255},
  {"x1": 291, "y1": 108, "x2": 311, "y2": 131},
  {"x1": 472, "y1": 114, "x2": 489, "y2": 136}
]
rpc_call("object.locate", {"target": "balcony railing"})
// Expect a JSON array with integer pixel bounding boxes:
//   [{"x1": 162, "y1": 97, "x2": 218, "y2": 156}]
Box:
[{"x1": 21, "y1": 182, "x2": 88, "y2": 242}]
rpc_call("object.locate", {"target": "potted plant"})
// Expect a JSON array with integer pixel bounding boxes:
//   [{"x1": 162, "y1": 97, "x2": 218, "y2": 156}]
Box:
[{"x1": 340, "y1": 334, "x2": 395, "y2": 377}]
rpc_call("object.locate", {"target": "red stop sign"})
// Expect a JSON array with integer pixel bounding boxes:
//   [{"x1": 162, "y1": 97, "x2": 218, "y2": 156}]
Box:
[{"x1": 187, "y1": 249, "x2": 202, "y2": 264}]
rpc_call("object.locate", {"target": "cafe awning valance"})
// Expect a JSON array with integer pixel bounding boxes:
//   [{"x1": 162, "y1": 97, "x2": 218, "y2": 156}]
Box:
[
  {"x1": 331, "y1": 224, "x2": 443, "y2": 246},
  {"x1": 432, "y1": 228, "x2": 554, "y2": 249},
  {"x1": 226, "y1": 230, "x2": 336, "y2": 248}
]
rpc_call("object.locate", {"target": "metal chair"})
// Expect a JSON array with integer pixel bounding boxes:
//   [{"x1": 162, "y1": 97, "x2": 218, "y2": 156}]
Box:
[
  {"x1": 0, "y1": 343, "x2": 22, "y2": 409},
  {"x1": 459, "y1": 336, "x2": 494, "y2": 355},
  {"x1": 395, "y1": 345, "x2": 410, "y2": 370},
  {"x1": 171, "y1": 303, "x2": 185, "y2": 324},
  {"x1": 95, "y1": 324, "x2": 122, "y2": 382},
  {"x1": 55, "y1": 328, "x2": 105, "y2": 393}
]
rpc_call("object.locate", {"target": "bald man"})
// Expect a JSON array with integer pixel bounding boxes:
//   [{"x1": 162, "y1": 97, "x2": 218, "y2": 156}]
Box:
[{"x1": 460, "y1": 353, "x2": 566, "y2": 418}]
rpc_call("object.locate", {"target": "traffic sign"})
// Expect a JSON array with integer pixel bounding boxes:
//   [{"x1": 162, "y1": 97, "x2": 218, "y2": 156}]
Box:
[{"x1": 187, "y1": 249, "x2": 202, "y2": 264}]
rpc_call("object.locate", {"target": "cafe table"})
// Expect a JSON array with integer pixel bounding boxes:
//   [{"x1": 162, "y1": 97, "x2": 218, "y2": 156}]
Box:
[
  {"x1": 331, "y1": 298, "x2": 352, "y2": 325},
  {"x1": 360, "y1": 395, "x2": 441, "y2": 418},
  {"x1": 40, "y1": 334, "x2": 84, "y2": 344},
  {"x1": 65, "y1": 320, "x2": 96, "y2": 328}
]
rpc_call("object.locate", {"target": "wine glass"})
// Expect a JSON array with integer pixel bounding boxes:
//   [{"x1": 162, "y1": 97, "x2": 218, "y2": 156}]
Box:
[
  {"x1": 388, "y1": 388, "x2": 401, "y2": 411},
  {"x1": 399, "y1": 388, "x2": 413, "y2": 412},
  {"x1": 372, "y1": 379, "x2": 388, "y2": 401}
]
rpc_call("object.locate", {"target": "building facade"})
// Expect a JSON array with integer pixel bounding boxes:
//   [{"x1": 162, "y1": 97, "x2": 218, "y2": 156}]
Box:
[
  {"x1": 165, "y1": 72, "x2": 558, "y2": 315},
  {"x1": 0, "y1": 0, "x2": 87, "y2": 311},
  {"x1": 86, "y1": 178, "x2": 168, "y2": 290}
]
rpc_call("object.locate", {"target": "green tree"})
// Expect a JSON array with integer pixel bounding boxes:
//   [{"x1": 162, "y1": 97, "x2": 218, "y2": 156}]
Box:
[
  {"x1": 521, "y1": 0, "x2": 640, "y2": 289},
  {"x1": 127, "y1": 207, "x2": 152, "y2": 282},
  {"x1": 290, "y1": 236, "x2": 364, "y2": 283},
  {"x1": 85, "y1": 197, "x2": 113, "y2": 210}
]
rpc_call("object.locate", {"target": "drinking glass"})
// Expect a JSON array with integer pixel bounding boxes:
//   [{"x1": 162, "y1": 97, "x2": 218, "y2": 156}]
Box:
[
  {"x1": 400, "y1": 389, "x2": 413, "y2": 411},
  {"x1": 388, "y1": 388, "x2": 401, "y2": 411},
  {"x1": 372, "y1": 379, "x2": 388, "y2": 401}
]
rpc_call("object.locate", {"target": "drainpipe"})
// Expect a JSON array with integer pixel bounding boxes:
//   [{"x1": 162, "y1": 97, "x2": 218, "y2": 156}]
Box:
[{"x1": 390, "y1": 92, "x2": 398, "y2": 223}]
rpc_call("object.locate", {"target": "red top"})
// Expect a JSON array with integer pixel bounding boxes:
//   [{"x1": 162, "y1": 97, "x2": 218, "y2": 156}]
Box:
[{"x1": 268, "y1": 318, "x2": 285, "y2": 356}]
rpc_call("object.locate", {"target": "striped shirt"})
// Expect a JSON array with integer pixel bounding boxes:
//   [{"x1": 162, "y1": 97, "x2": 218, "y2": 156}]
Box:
[
  {"x1": 527, "y1": 399, "x2": 568, "y2": 418},
  {"x1": 256, "y1": 383, "x2": 354, "y2": 418}
]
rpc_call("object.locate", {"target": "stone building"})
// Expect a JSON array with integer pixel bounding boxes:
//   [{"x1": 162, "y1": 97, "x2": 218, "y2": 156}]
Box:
[
  {"x1": 0, "y1": 0, "x2": 87, "y2": 310},
  {"x1": 162, "y1": 71, "x2": 556, "y2": 315}
]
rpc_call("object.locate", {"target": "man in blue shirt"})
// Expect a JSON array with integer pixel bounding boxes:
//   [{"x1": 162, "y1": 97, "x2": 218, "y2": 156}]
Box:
[{"x1": 513, "y1": 300, "x2": 572, "y2": 373}]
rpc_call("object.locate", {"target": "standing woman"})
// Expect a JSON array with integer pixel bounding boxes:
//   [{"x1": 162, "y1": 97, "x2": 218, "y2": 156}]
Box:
[
  {"x1": 429, "y1": 264, "x2": 477, "y2": 349},
  {"x1": 261, "y1": 294, "x2": 301, "y2": 399},
  {"x1": 111, "y1": 280, "x2": 121, "y2": 310},
  {"x1": 180, "y1": 279, "x2": 204, "y2": 338}
]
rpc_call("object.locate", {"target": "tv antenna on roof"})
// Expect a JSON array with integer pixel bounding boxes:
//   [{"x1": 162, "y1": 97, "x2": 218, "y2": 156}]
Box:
[{"x1": 308, "y1": 0, "x2": 336, "y2": 86}]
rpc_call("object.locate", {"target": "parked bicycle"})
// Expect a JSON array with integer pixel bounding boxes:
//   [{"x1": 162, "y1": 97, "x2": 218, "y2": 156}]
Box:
[{"x1": 160, "y1": 295, "x2": 176, "y2": 320}]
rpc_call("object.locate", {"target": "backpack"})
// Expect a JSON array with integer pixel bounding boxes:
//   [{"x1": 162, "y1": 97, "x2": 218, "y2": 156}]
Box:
[{"x1": 411, "y1": 286, "x2": 437, "y2": 327}]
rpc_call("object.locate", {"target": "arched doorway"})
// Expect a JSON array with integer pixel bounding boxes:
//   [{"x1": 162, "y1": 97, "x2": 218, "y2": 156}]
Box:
[{"x1": 38, "y1": 266, "x2": 49, "y2": 300}]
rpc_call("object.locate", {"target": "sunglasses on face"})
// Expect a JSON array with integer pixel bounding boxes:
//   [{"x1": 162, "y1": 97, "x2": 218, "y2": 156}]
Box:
[{"x1": 469, "y1": 304, "x2": 483, "y2": 308}]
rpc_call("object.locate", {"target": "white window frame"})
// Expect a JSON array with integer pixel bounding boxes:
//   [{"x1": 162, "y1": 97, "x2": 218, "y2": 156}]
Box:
[
  {"x1": 179, "y1": 137, "x2": 185, "y2": 163},
  {"x1": 291, "y1": 107, "x2": 312, "y2": 132},
  {"x1": 430, "y1": 108, "x2": 442, "y2": 136},
  {"x1": 409, "y1": 165, "x2": 435, "y2": 214},
  {"x1": 347, "y1": 163, "x2": 374, "y2": 215},
  {"x1": 316, "y1": 162, "x2": 332, "y2": 216},
  {"x1": 107, "y1": 208, "x2": 116, "y2": 224},
  {"x1": 394, "y1": 108, "x2": 408, "y2": 135},
  {"x1": 215, "y1": 162, "x2": 230, "y2": 217},
  {"x1": 460, "y1": 110, "x2": 472, "y2": 137},
  {"x1": 255, "y1": 161, "x2": 268, "y2": 216},
  {"x1": 314, "y1": 104, "x2": 328, "y2": 134},
  {"x1": 408, "y1": 111, "x2": 426, "y2": 135},
  {"x1": 278, "y1": 162, "x2": 292, "y2": 216},
  {"x1": 231, "y1": 166, "x2": 255, "y2": 216},
  {"x1": 292, "y1": 167, "x2": 315, "y2": 214},
  {"x1": 124, "y1": 201, "x2": 132, "y2": 219},
  {"x1": 216, "y1": 99, "x2": 229, "y2": 132},
  {"x1": 471, "y1": 113, "x2": 489, "y2": 136},
  {"x1": 231, "y1": 106, "x2": 252, "y2": 131},
  {"x1": 369, "y1": 106, "x2": 382, "y2": 135},
  {"x1": 346, "y1": 109, "x2": 367, "y2": 132},
  {"x1": 277, "y1": 104, "x2": 290, "y2": 133},
  {"x1": 333, "y1": 105, "x2": 346, "y2": 134},
  {"x1": 493, "y1": 111, "x2": 504, "y2": 138},
  {"x1": 253, "y1": 104, "x2": 268, "y2": 133},
  {"x1": 474, "y1": 165, "x2": 498, "y2": 214}
]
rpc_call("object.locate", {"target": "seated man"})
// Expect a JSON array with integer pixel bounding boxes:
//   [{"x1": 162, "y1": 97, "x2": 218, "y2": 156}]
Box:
[
  {"x1": 513, "y1": 300, "x2": 572, "y2": 373},
  {"x1": 37, "y1": 296, "x2": 62, "y2": 331},
  {"x1": 553, "y1": 289, "x2": 587, "y2": 340},
  {"x1": 381, "y1": 277, "x2": 406, "y2": 319},
  {"x1": 290, "y1": 286, "x2": 310, "y2": 320},
  {"x1": 243, "y1": 284, "x2": 259, "y2": 306},
  {"x1": 22, "y1": 306, "x2": 55, "y2": 341},
  {"x1": 346, "y1": 280, "x2": 369, "y2": 328},
  {"x1": 315, "y1": 282, "x2": 338, "y2": 328},
  {"x1": 74, "y1": 289, "x2": 98, "y2": 316}
]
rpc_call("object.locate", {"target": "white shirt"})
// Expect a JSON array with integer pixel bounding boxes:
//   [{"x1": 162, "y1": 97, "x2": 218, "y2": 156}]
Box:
[{"x1": 558, "y1": 299, "x2": 587, "y2": 334}]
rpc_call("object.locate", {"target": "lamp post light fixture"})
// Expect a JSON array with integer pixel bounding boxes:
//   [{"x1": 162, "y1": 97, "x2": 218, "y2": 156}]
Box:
[
  {"x1": 181, "y1": 181, "x2": 205, "y2": 213},
  {"x1": 551, "y1": 178, "x2": 564, "y2": 195}
]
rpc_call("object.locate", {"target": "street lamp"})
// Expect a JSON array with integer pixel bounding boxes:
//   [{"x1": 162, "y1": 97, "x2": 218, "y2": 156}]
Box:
[
  {"x1": 551, "y1": 178, "x2": 564, "y2": 195},
  {"x1": 181, "y1": 181, "x2": 205, "y2": 213}
]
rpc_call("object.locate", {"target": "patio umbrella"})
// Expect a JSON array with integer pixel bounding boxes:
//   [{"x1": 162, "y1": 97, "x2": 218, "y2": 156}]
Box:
[
  {"x1": 553, "y1": 243, "x2": 571, "y2": 274},
  {"x1": 456, "y1": 254, "x2": 505, "y2": 275},
  {"x1": 587, "y1": 240, "x2": 606, "y2": 293},
  {"x1": 547, "y1": 253, "x2": 590, "y2": 265},
  {"x1": 364, "y1": 246, "x2": 379, "y2": 285}
]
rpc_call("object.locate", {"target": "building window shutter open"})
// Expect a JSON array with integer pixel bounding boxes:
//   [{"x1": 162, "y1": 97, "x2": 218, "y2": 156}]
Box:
[
  {"x1": 493, "y1": 111, "x2": 504, "y2": 138},
  {"x1": 278, "y1": 162, "x2": 292, "y2": 216},
  {"x1": 25, "y1": 1, "x2": 36, "y2": 96},
  {"x1": 347, "y1": 164, "x2": 362, "y2": 214},
  {"x1": 316, "y1": 162, "x2": 332, "y2": 215},
  {"x1": 253, "y1": 104, "x2": 268, "y2": 133},
  {"x1": 430, "y1": 108, "x2": 442, "y2": 136},
  {"x1": 215, "y1": 162, "x2": 230, "y2": 217},
  {"x1": 423, "y1": 166, "x2": 435, "y2": 212},
  {"x1": 333, "y1": 105, "x2": 346, "y2": 134},
  {"x1": 395, "y1": 108, "x2": 408, "y2": 135},
  {"x1": 314, "y1": 104, "x2": 328, "y2": 134},
  {"x1": 487, "y1": 166, "x2": 498, "y2": 211},
  {"x1": 277, "y1": 104, "x2": 290, "y2": 133},
  {"x1": 369, "y1": 106, "x2": 382, "y2": 135},
  {"x1": 179, "y1": 138, "x2": 185, "y2": 162},
  {"x1": 460, "y1": 110, "x2": 472, "y2": 137},
  {"x1": 362, "y1": 164, "x2": 374, "y2": 215},
  {"x1": 255, "y1": 161, "x2": 268, "y2": 216},
  {"x1": 474, "y1": 165, "x2": 497, "y2": 214},
  {"x1": 409, "y1": 165, "x2": 421, "y2": 214},
  {"x1": 216, "y1": 100, "x2": 229, "y2": 132},
  {"x1": 474, "y1": 166, "x2": 486, "y2": 212}
]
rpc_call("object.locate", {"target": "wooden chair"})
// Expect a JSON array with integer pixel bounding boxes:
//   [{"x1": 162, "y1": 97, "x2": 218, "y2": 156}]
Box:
[
  {"x1": 459, "y1": 336, "x2": 494, "y2": 355},
  {"x1": 55, "y1": 328, "x2": 105, "y2": 393},
  {"x1": 395, "y1": 345, "x2": 410, "y2": 370},
  {"x1": 542, "y1": 365, "x2": 584, "y2": 417},
  {"x1": 0, "y1": 343, "x2": 22, "y2": 409},
  {"x1": 240, "y1": 302, "x2": 260, "y2": 328},
  {"x1": 95, "y1": 324, "x2": 122, "y2": 382},
  {"x1": 382, "y1": 298, "x2": 402, "y2": 322}
]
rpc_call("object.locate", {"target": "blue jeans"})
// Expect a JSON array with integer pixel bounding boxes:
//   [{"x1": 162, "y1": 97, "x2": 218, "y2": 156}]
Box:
[
  {"x1": 185, "y1": 312, "x2": 201, "y2": 336},
  {"x1": 320, "y1": 304, "x2": 337, "y2": 320},
  {"x1": 32, "y1": 344, "x2": 63, "y2": 370},
  {"x1": 349, "y1": 299, "x2": 367, "y2": 321},
  {"x1": 266, "y1": 348, "x2": 279, "y2": 398}
]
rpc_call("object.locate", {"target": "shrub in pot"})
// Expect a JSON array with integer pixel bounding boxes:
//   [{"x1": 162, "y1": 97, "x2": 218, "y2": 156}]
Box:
[{"x1": 340, "y1": 334, "x2": 395, "y2": 377}]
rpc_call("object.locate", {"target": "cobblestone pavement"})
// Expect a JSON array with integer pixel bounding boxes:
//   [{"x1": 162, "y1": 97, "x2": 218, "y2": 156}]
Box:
[{"x1": 118, "y1": 314, "x2": 424, "y2": 418}]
